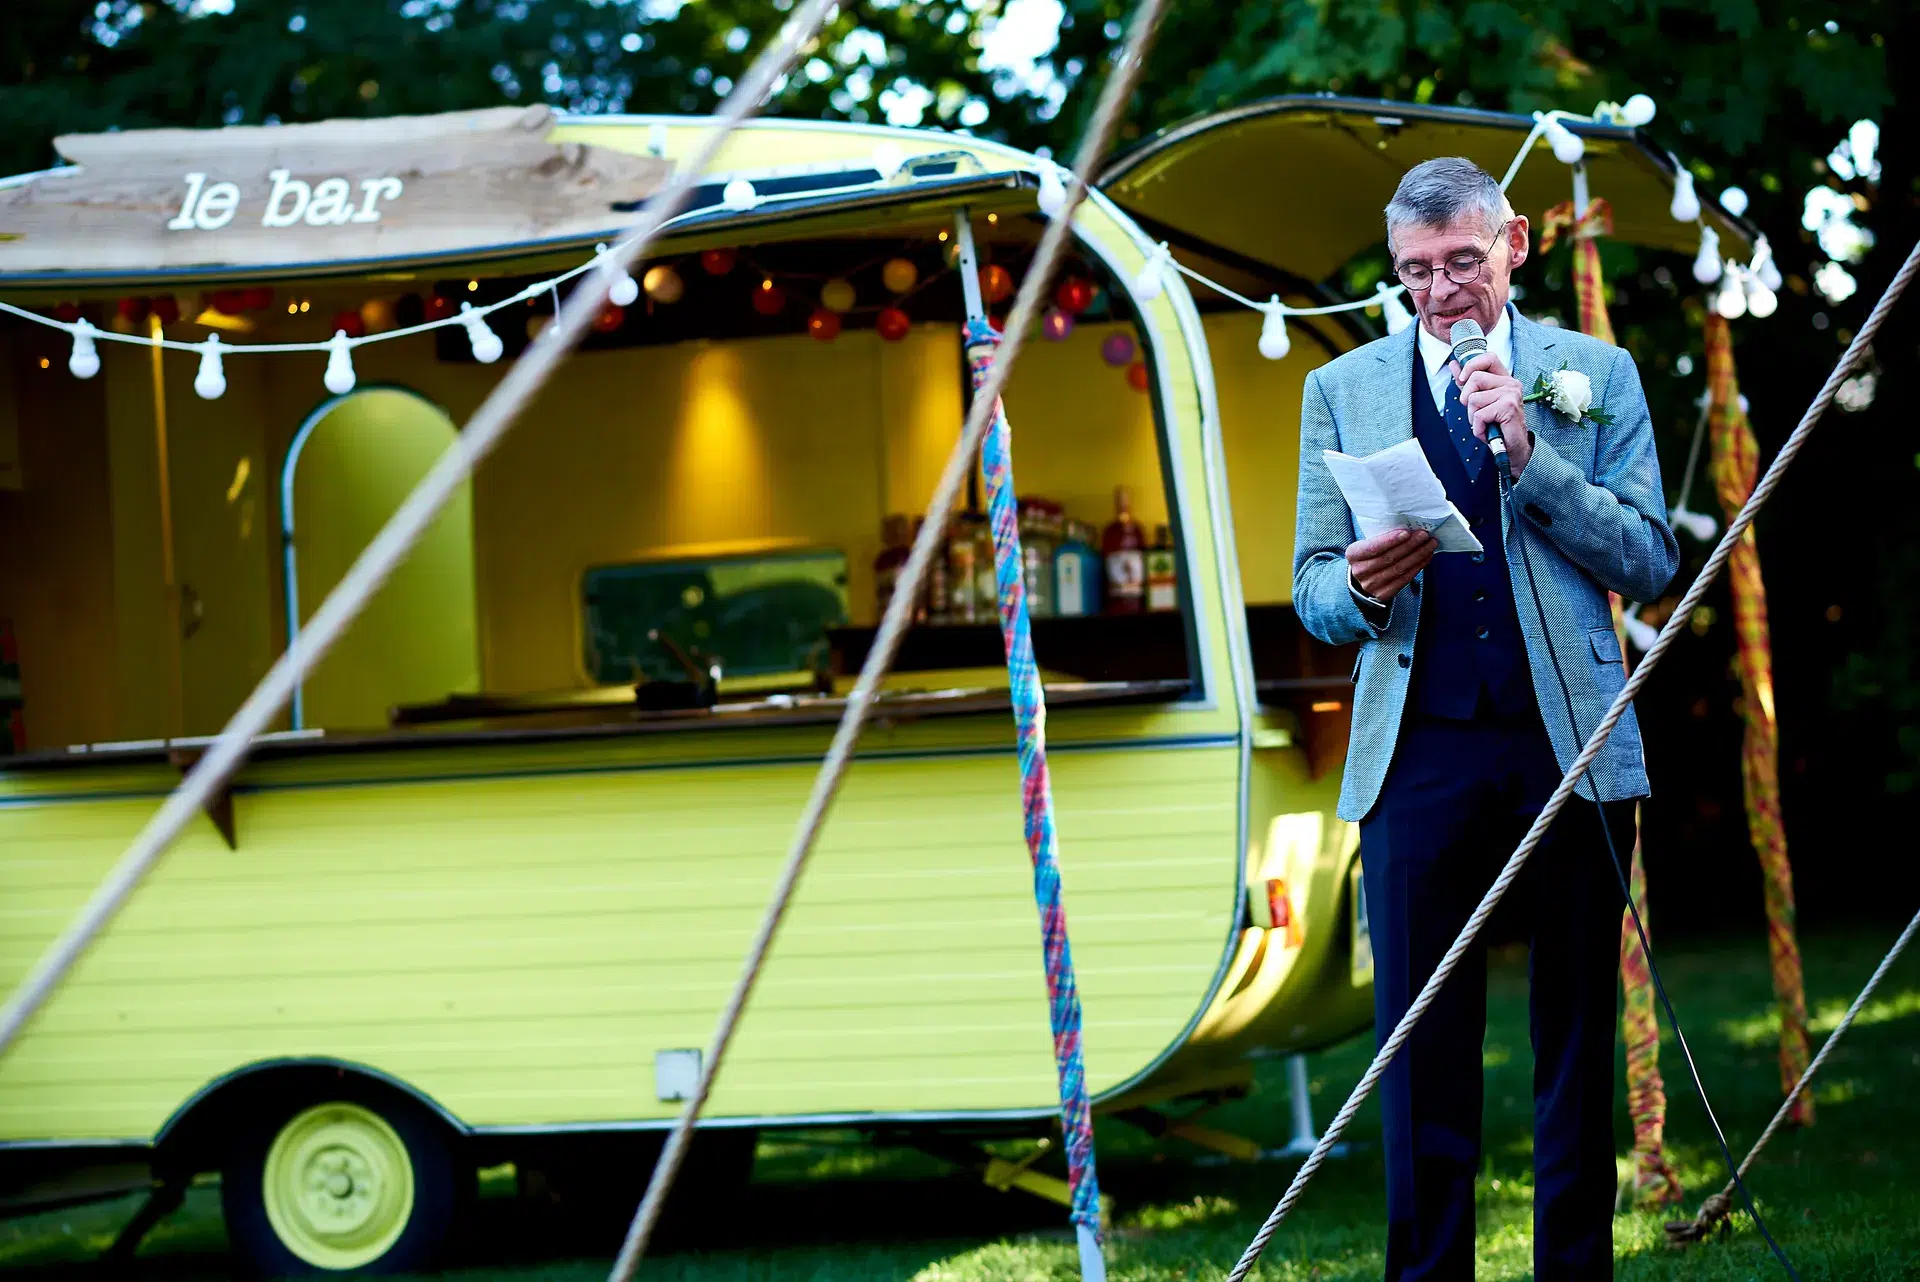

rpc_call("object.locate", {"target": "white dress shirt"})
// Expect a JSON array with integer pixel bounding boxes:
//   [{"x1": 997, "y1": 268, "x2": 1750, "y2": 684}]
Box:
[{"x1": 1416, "y1": 309, "x2": 1514, "y2": 414}]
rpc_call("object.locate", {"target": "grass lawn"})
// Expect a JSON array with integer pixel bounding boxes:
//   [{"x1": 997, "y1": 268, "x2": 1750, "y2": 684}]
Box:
[{"x1": 2, "y1": 928, "x2": 1914, "y2": 1279}]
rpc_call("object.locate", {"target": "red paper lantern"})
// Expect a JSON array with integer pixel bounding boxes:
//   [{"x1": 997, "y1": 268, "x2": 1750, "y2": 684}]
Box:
[
  {"x1": 242, "y1": 286, "x2": 275, "y2": 312},
  {"x1": 988, "y1": 312, "x2": 1005, "y2": 333},
  {"x1": 701, "y1": 247, "x2": 738, "y2": 276},
  {"x1": 807, "y1": 307, "x2": 842, "y2": 342},
  {"x1": 151, "y1": 295, "x2": 181, "y2": 326},
  {"x1": 980, "y1": 264, "x2": 1014, "y2": 304},
  {"x1": 594, "y1": 303, "x2": 626, "y2": 333},
  {"x1": 425, "y1": 293, "x2": 457, "y2": 322},
  {"x1": 876, "y1": 306, "x2": 912, "y2": 342},
  {"x1": 1055, "y1": 276, "x2": 1096, "y2": 315},
  {"x1": 330, "y1": 310, "x2": 367, "y2": 339},
  {"x1": 751, "y1": 280, "x2": 787, "y2": 316},
  {"x1": 117, "y1": 297, "x2": 149, "y2": 323},
  {"x1": 51, "y1": 302, "x2": 82, "y2": 323},
  {"x1": 1126, "y1": 359, "x2": 1150, "y2": 392}
]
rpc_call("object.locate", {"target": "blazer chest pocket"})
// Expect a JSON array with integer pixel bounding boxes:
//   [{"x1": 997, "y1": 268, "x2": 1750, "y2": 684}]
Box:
[{"x1": 1588, "y1": 628, "x2": 1622, "y2": 664}]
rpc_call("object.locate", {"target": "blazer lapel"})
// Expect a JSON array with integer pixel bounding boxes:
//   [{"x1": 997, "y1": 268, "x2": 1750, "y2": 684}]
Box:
[
  {"x1": 1359, "y1": 323, "x2": 1421, "y2": 456},
  {"x1": 1509, "y1": 303, "x2": 1563, "y2": 448}
]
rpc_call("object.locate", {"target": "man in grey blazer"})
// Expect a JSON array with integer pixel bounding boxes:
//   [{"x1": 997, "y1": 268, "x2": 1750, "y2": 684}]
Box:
[{"x1": 1292, "y1": 157, "x2": 1678, "y2": 1279}]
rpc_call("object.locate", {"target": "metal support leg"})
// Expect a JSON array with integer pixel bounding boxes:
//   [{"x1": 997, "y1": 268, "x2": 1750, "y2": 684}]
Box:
[{"x1": 1273, "y1": 1053, "x2": 1349, "y2": 1160}]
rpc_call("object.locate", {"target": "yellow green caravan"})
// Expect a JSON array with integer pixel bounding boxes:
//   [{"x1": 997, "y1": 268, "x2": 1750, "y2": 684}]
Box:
[{"x1": 0, "y1": 102, "x2": 1744, "y2": 1272}]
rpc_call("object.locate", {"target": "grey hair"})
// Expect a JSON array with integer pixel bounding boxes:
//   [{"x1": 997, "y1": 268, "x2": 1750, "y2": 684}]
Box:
[{"x1": 1385, "y1": 157, "x2": 1512, "y2": 253}]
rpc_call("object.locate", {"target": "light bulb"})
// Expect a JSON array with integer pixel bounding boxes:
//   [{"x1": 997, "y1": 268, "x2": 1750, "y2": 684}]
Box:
[
  {"x1": 67, "y1": 319, "x2": 100, "y2": 379},
  {"x1": 1714, "y1": 273, "x2": 1748, "y2": 320},
  {"x1": 193, "y1": 335, "x2": 226, "y2": 400},
  {"x1": 323, "y1": 331, "x2": 357, "y2": 395},
  {"x1": 1752, "y1": 236, "x2": 1784, "y2": 292},
  {"x1": 721, "y1": 177, "x2": 757, "y2": 211},
  {"x1": 1541, "y1": 114, "x2": 1586, "y2": 165},
  {"x1": 598, "y1": 244, "x2": 640, "y2": 307},
  {"x1": 1671, "y1": 507, "x2": 1719, "y2": 542},
  {"x1": 1131, "y1": 242, "x2": 1171, "y2": 302},
  {"x1": 1037, "y1": 164, "x2": 1068, "y2": 218},
  {"x1": 1258, "y1": 298, "x2": 1291, "y2": 360},
  {"x1": 1670, "y1": 168, "x2": 1700, "y2": 222},
  {"x1": 872, "y1": 142, "x2": 906, "y2": 180},
  {"x1": 1376, "y1": 282, "x2": 1415, "y2": 334},
  {"x1": 1622, "y1": 93, "x2": 1656, "y2": 127},
  {"x1": 1621, "y1": 612, "x2": 1660, "y2": 652},
  {"x1": 1720, "y1": 185, "x2": 1749, "y2": 217},
  {"x1": 461, "y1": 302, "x2": 503, "y2": 364},
  {"x1": 1692, "y1": 225, "x2": 1722, "y2": 285},
  {"x1": 1746, "y1": 281, "x2": 1778, "y2": 319}
]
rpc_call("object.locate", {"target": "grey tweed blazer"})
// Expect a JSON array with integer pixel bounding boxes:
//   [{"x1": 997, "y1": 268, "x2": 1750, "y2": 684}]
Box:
[{"x1": 1292, "y1": 304, "x2": 1679, "y2": 822}]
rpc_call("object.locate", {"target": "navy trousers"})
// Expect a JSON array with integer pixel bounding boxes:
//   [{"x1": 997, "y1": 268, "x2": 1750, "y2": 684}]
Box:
[{"x1": 1359, "y1": 710, "x2": 1632, "y2": 1281}]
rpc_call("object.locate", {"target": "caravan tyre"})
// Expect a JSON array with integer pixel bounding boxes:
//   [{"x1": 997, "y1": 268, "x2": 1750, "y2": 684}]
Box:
[{"x1": 223, "y1": 1091, "x2": 458, "y2": 1276}]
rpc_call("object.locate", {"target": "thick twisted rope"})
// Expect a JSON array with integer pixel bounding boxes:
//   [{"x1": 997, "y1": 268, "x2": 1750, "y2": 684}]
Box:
[
  {"x1": 1226, "y1": 236, "x2": 1920, "y2": 1281},
  {"x1": 1666, "y1": 904, "x2": 1920, "y2": 1244},
  {"x1": 0, "y1": 0, "x2": 839, "y2": 1062},
  {"x1": 602, "y1": 6, "x2": 1168, "y2": 1279},
  {"x1": 967, "y1": 320, "x2": 1103, "y2": 1256}
]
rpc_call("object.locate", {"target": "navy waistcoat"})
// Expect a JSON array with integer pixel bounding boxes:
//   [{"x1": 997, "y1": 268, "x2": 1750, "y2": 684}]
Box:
[{"x1": 1407, "y1": 356, "x2": 1536, "y2": 720}]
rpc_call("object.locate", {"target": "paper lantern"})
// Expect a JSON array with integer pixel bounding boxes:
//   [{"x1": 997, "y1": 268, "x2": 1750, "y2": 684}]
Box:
[
  {"x1": 116, "y1": 297, "x2": 149, "y2": 325},
  {"x1": 751, "y1": 280, "x2": 787, "y2": 316},
  {"x1": 643, "y1": 264, "x2": 684, "y2": 304},
  {"x1": 1055, "y1": 276, "x2": 1095, "y2": 315},
  {"x1": 242, "y1": 286, "x2": 275, "y2": 312},
  {"x1": 881, "y1": 257, "x2": 919, "y2": 294},
  {"x1": 807, "y1": 307, "x2": 842, "y2": 342},
  {"x1": 395, "y1": 293, "x2": 426, "y2": 327},
  {"x1": 988, "y1": 312, "x2": 1005, "y2": 333},
  {"x1": 1100, "y1": 332, "x2": 1135, "y2": 367},
  {"x1": 330, "y1": 310, "x2": 367, "y2": 339},
  {"x1": 980, "y1": 264, "x2": 1014, "y2": 304},
  {"x1": 426, "y1": 293, "x2": 457, "y2": 322},
  {"x1": 1126, "y1": 359, "x2": 1149, "y2": 392},
  {"x1": 360, "y1": 297, "x2": 397, "y2": 333},
  {"x1": 594, "y1": 303, "x2": 626, "y2": 333},
  {"x1": 1042, "y1": 308, "x2": 1074, "y2": 341},
  {"x1": 701, "y1": 247, "x2": 738, "y2": 276},
  {"x1": 151, "y1": 295, "x2": 181, "y2": 326},
  {"x1": 205, "y1": 290, "x2": 246, "y2": 316},
  {"x1": 877, "y1": 306, "x2": 911, "y2": 342},
  {"x1": 820, "y1": 278, "x2": 857, "y2": 313}
]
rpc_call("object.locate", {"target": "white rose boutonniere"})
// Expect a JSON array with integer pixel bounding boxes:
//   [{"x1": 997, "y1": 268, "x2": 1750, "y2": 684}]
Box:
[{"x1": 1524, "y1": 362, "x2": 1613, "y2": 426}]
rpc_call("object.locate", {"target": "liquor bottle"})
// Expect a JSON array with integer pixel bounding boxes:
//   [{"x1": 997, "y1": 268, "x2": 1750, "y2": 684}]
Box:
[
  {"x1": 1146, "y1": 523, "x2": 1178, "y2": 612},
  {"x1": 926, "y1": 516, "x2": 952, "y2": 624},
  {"x1": 1102, "y1": 485, "x2": 1146, "y2": 614},
  {"x1": 1019, "y1": 498, "x2": 1059, "y2": 618},
  {"x1": 947, "y1": 516, "x2": 980, "y2": 624},
  {"x1": 973, "y1": 518, "x2": 998, "y2": 622},
  {"x1": 1054, "y1": 520, "x2": 1101, "y2": 618},
  {"x1": 874, "y1": 513, "x2": 911, "y2": 620}
]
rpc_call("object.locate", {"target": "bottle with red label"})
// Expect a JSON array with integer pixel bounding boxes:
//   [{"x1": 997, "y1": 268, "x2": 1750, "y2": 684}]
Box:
[{"x1": 1102, "y1": 485, "x2": 1146, "y2": 614}]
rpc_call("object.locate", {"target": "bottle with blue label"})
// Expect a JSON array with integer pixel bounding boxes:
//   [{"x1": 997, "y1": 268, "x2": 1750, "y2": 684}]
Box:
[{"x1": 1052, "y1": 519, "x2": 1103, "y2": 618}]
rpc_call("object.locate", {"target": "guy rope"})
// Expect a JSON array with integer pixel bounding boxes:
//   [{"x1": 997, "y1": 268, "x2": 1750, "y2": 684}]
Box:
[{"x1": 1224, "y1": 237, "x2": 1920, "y2": 1281}]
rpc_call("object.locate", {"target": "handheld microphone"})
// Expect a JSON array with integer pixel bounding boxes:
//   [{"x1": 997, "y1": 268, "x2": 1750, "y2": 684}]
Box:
[{"x1": 1449, "y1": 318, "x2": 1512, "y2": 480}]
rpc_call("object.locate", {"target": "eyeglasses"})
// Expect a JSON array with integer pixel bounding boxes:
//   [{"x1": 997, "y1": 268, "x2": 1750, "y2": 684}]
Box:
[{"x1": 1394, "y1": 220, "x2": 1511, "y2": 291}]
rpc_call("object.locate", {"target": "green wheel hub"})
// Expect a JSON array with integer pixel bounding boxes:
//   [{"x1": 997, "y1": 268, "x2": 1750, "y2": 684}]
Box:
[{"x1": 261, "y1": 1102, "x2": 415, "y2": 1270}]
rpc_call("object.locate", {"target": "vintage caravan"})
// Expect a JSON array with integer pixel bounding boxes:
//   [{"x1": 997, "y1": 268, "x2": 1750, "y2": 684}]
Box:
[{"x1": 0, "y1": 100, "x2": 1744, "y2": 1272}]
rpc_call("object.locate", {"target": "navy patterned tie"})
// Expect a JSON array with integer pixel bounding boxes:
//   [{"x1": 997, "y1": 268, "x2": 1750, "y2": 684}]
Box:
[{"x1": 1443, "y1": 373, "x2": 1484, "y2": 483}]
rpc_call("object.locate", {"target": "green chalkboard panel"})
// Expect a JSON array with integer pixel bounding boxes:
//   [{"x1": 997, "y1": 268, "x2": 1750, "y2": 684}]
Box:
[{"x1": 581, "y1": 548, "x2": 850, "y2": 686}]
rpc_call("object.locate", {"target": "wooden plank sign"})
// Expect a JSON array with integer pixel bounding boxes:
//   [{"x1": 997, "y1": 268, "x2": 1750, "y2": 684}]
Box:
[{"x1": 0, "y1": 106, "x2": 670, "y2": 276}]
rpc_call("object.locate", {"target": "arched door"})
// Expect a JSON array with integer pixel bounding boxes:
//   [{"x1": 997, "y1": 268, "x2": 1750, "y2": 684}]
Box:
[{"x1": 283, "y1": 389, "x2": 479, "y2": 730}]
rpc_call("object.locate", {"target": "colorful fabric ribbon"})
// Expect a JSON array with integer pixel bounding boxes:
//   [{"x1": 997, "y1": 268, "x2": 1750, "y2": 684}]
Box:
[
  {"x1": 1550, "y1": 197, "x2": 1681, "y2": 1205},
  {"x1": 964, "y1": 319, "x2": 1104, "y2": 1243},
  {"x1": 1703, "y1": 312, "x2": 1815, "y2": 1127}
]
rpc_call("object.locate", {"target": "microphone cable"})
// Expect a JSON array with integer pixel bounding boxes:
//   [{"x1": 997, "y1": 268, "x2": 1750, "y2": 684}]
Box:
[{"x1": 1491, "y1": 437, "x2": 1803, "y2": 1282}]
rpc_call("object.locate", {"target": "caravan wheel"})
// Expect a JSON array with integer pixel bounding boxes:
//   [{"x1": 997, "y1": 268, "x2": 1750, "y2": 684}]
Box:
[{"x1": 224, "y1": 1091, "x2": 459, "y2": 1275}]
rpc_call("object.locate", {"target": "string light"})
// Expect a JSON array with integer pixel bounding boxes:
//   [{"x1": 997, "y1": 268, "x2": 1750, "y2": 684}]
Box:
[
  {"x1": 1375, "y1": 281, "x2": 1415, "y2": 334},
  {"x1": 1131, "y1": 242, "x2": 1172, "y2": 301},
  {"x1": 722, "y1": 178, "x2": 757, "y2": 211},
  {"x1": 1037, "y1": 164, "x2": 1068, "y2": 219},
  {"x1": 1257, "y1": 298, "x2": 1291, "y2": 360},
  {"x1": 1670, "y1": 168, "x2": 1701, "y2": 222},
  {"x1": 67, "y1": 320, "x2": 100, "y2": 379},
  {"x1": 1745, "y1": 272, "x2": 1779, "y2": 319},
  {"x1": 1693, "y1": 224, "x2": 1723, "y2": 285},
  {"x1": 1714, "y1": 267, "x2": 1749, "y2": 320},
  {"x1": 598, "y1": 243, "x2": 641, "y2": 307},
  {"x1": 1670, "y1": 507, "x2": 1719, "y2": 541},
  {"x1": 1621, "y1": 94, "x2": 1657, "y2": 127},
  {"x1": 1540, "y1": 113, "x2": 1586, "y2": 165},
  {"x1": 1751, "y1": 235, "x2": 1784, "y2": 292},
  {"x1": 460, "y1": 302, "x2": 503, "y2": 364},
  {"x1": 871, "y1": 142, "x2": 906, "y2": 180},
  {"x1": 1621, "y1": 609, "x2": 1660, "y2": 652},
  {"x1": 193, "y1": 335, "x2": 226, "y2": 399},
  {"x1": 1720, "y1": 186, "x2": 1749, "y2": 217},
  {"x1": 323, "y1": 331, "x2": 357, "y2": 394}
]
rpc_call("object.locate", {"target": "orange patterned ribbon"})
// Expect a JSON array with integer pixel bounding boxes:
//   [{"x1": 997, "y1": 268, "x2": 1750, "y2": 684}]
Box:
[
  {"x1": 1550, "y1": 194, "x2": 1681, "y2": 1203},
  {"x1": 1703, "y1": 312, "x2": 1815, "y2": 1127}
]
